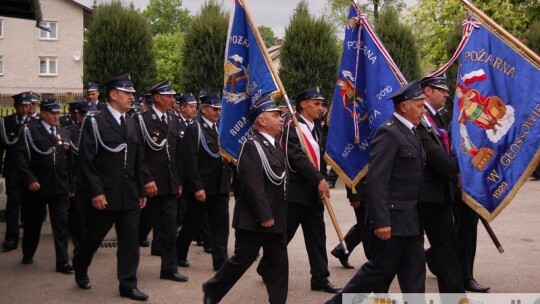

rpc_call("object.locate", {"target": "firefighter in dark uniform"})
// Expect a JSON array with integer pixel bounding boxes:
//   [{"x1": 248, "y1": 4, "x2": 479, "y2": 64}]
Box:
[
  {"x1": 203, "y1": 95, "x2": 288, "y2": 304},
  {"x1": 1, "y1": 92, "x2": 38, "y2": 252},
  {"x1": 176, "y1": 93, "x2": 231, "y2": 271},
  {"x1": 261, "y1": 87, "x2": 341, "y2": 294},
  {"x1": 417, "y1": 75, "x2": 465, "y2": 294},
  {"x1": 326, "y1": 80, "x2": 427, "y2": 304},
  {"x1": 65, "y1": 101, "x2": 94, "y2": 251},
  {"x1": 137, "y1": 80, "x2": 189, "y2": 282},
  {"x1": 317, "y1": 101, "x2": 338, "y2": 188},
  {"x1": 174, "y1": 93, "x2": 198, "y2": 227},
  {"x1": 83, "y1": 82, "x2": 100, "y2": 112},
  {"x1": 17, "y1": 98, "x2": 75, "y2": 273},
  {"x1": 72, "y1": 74, "x2": 149, "y2": 301}
]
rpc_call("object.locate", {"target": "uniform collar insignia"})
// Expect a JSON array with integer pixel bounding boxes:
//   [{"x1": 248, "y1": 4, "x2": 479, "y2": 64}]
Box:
[
  {"x1": 152, "y1": 114, "x2": 157, "y2": 120},
  {"x1": 263, "y1": 140, "x2": 269, "y2": 146}
]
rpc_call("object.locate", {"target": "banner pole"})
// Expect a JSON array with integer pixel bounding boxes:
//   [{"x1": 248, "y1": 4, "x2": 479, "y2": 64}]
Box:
[{"x1": 238, "y1": 0, "x2": 348, "y2": 254}]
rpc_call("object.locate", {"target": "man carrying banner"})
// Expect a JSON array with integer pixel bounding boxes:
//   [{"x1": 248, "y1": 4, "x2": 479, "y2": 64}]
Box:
[
  {"x1": 262, "y1": 87, "x2": 341, "y2": 294},
  {"x1": 203, "y1": 96, "x2": 288, "y2": 304},
  {"x1": 417, "y1": 76, "x2": 464, "y2": 293},
  {"x1": 326, "y1": 80, "x2": 427, "y2": 304}
]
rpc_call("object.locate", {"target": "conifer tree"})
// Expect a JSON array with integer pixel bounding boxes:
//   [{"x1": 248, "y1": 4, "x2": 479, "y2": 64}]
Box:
[
  {"x1": 374, "y1": 7, "x2": 420, "y2": 81},
  {"x1": 179, "y1": 0, "x2": 228, "y2": 93},
  {"x1": 83, "y1": 1, "x2": 157, "y2": 93},
  {"x1": 279, "y1": 1, "x2": 340, "y2": 101}
]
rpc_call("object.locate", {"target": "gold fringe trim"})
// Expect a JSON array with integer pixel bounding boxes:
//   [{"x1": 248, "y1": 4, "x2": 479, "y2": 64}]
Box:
[
  {"x1": 324, "y1": 152, "x2": 368, "y2": 194},
  {"x1": 462, "y1": 149, "x2": 540, "y2": 223}
]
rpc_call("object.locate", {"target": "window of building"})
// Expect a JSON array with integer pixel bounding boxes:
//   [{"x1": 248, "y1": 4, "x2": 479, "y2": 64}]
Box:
[
  {"x1": 39, "y1": 57, "x2": 57, "y2": 76},
  {"x1": 39, "y1": 21, "x2": 58, "y2": 40},
  {"x1": 0, "y1": 55, "x2": 4, "y2": 75},
  {"x1": 0, "y1": 19, "x2": 3, "y2": 38}
]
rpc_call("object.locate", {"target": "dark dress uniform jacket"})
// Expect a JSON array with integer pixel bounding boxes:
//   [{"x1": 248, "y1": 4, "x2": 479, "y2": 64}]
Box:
[
  {"x1": 17, "y1": 123, "x2": 75, "y2": 194},
  {"x1": 79, "y1": 109, "x2": 145, "y2": 210},
  {"x1": 182, "y1": 117, "x2": 230, "y2": 195},
  {"x1": 0, "y1": 115, "x2": 36, "y2": 179},
  {"x1": 138, "y1": 109, "x2": 182, "y2": 195},
  {"x1": 417, "y1": 108, "x2": 459, "y2": 203},
  {"x1": 366, "y1": 116, "x2": 424, "y2": 236},
  {"x1": 282, "y1": 113, "x2": 325, "y2": 205},
  {"x1": 233, "y1": 132, "x2": 287, "y2": 233}
]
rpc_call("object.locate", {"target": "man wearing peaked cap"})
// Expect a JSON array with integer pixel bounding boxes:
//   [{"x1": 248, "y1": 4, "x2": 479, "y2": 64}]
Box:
[
  {"x1": 136, "y1": 80, "x2": 189, "y2": 283},
  {"x1": 83, "y1": 82, "x2": 100, "y2": 112},
  {"x1": 0, "y1": 92, "x2": 39, "y2": 252},
  {"x1": 27, "y1": 91, "x2": 41, "y2": 119},
  {"x1": 258, "y1": 86, "x2": 342, "y2": 294},
  {"x1": 327, "y1": 80, "x2": 427, "y2": 303},
  {"x1": 73, "y1": 73, "x2": 150, "y2": 301},
  {"x1": 203, "y1": 94, "x2": 288, "y2": 304},
  {"x1": 417, "y1": 75, "x2": 465, "y2": 294},
  {"x1": 173, "y1": 93, "x2": 198, "y2": 230},
  {"x1": 60, "y1": 100, "x2": 83, "y2": 127},
  {"x1": 177, "y1": 91, "x2": 232, "y2": 272},
  {"x1": 16, "y1": 98, "x2": 75, "y2": 273}
]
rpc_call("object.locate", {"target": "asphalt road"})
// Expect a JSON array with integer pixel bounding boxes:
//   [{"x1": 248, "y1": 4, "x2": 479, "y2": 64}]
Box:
[{"x1": 0, "y1": 179, "x2": 539, "y2": 303}]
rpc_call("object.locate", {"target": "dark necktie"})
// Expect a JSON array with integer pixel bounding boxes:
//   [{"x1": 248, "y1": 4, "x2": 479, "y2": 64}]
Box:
[
  {"x1": 120, "y1": 115, "x2": 127, "y2": 133},
  {"x1": 50, "y1": 126, "x2": 56, "y2": 142},
  {"x1": 212, "y1": 123, "x2": 219, "y2": 135},
  {"x1": 311, "y1": 126, "x2": 318, "y2": 143},
  {"x1": 161, "y1": 114, "x2": 167, "y2": 125}
]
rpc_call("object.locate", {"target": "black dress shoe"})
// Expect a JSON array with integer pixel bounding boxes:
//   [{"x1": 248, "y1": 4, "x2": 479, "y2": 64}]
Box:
[
  {"x1": 203, "y1": 292, "x2": 218, "y2": 304},
  {"x1": 75, "y1": 275, "x2": 91, "y2": 289},
  {"x1": 56, "y1": 263, "x2": 74, "y2": 274},
  {"x1": 310, "y1": 281, "x2": 342, "y2": 293},
  {"x1": 120, "y1": 288, "x2": 149, "y2": 301},
  {"x1": 178, "y1": 259, "x2": 190, "y2": 267},
  {"x1": 22, "y1": 257, "x2": 33, "y2": 264},
  {"x1": 139, "y1": 240, "x2": 150, "y2": 247},
  {"x1": 203, "y1": 247, "x2": 212, "y2": 254},
  {"x1": 465, "y1": 279, "x2": 490, "y2": 292},
  {"x1": 150, "y1": 250, "x2": 161, "y2": 256},
  {"x1": 2, "y1": 240, "x2": 18, "y2": 252},
  {"x1": 160, "y1": 272, "x2": 188, "y2": 282},
  {"x1": 330, "y1": 248, "x2": 354, "y2": 269}
]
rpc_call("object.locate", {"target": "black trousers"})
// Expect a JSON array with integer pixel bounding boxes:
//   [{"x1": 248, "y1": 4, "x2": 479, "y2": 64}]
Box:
[
  {"x1": 326, "y1": 235, "x2": 426, "y2": 304},
  {"x1": 285, "y1": 202, "x2": 329, "y2": 284},
  {"x1": 68, "y1": 191, "x2": 91, "y2": 252},
  {"x1": 203, "y1": 229, "x2": 288, "y2": 304},
  {"x1": 73, "y1": 208, "x2": 140, "y2": 292},
  {"x1": 332, "y1": 203, "x2": 372, "y2": 261},
  {"x1": 421, "y1": 202, "x2": 464, "y2": 293},
  {"x1": 138, "y1": 195, "x2": 160, "y2": 252},
  {"x1": 4, "y1": 178, "x2": 25, "y2": 244},
  {"x1": 149, "y1": 195, "x2": 178, "y2": 274},
  {"x1": 21, "y1": 192, "x2": 70, "y2": 265},
  {"x1": 176, "y1": 193, "x2": 229, "y2": 269},
  {"x1": 454, "y1": 198, "x2": 479, "y2": 281}
]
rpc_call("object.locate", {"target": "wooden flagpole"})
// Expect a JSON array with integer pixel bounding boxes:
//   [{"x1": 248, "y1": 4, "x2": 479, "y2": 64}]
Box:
[
  {"x1": 458, "y1": 0, "x2": 540, "y2": 66},
  {"x1": 237, "y1": 0, "x2": 348, "y2": 254}
]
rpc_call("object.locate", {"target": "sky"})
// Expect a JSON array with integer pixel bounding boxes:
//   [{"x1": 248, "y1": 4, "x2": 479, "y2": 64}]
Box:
[{"x1": 80, "y1": 0, "x2": 417, "y2": 37}]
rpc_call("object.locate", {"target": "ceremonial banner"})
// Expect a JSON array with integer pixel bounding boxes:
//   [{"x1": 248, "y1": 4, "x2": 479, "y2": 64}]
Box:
[
  {"x1": 325, "y1": 5, "x2": 406, "y2": 188},
  {"x1": 452, "y1": 17, "x2": 540, "y2": 222},
  {"x1": 219, "y1": 0, "x2": 280, "y2": 162}
]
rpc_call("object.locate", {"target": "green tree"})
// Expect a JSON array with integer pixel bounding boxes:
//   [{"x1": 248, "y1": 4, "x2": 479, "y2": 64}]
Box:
[
  {"x1": 143, "y1": 0, "x2": 191, "y2": 35},
  {"x1": 179, "y1": 0, "x2": 229, "y2": 93},
  {"x1": 374, "y1": 7, "x2": 420, "y2": 81},
  {"x1": 524, "y1": 19, "x2": 540, "y2": 54},
  {"x1": 258, "y1": 25, "x2": 277, "y2": 48},
  {"x1": 279, "y1": 1, "x2": 340, "y2": 101},
  {"x1": 153, "y1": 31, "x2": 184, "y2": 86},
  {"x1": 411, "y1": 0, "x2": 539, "y2": 69},
  {"x1": 83, "y1": 1, "x2": 157, "y2": 93},
  {"x1": 322, "y1": 0, "x2": 404, "y2": 30}
]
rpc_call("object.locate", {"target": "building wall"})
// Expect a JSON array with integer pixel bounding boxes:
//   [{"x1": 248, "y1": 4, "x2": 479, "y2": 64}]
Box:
[{"x1": 0, "y1": 0, "x2": 86, "y2": 95}]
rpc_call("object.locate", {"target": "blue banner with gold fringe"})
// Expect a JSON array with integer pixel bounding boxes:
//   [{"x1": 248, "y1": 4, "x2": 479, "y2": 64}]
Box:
[
  {"x1": 324, "y1": 5, "x2": 406, "y2": 188},
  {"x1": 219, "y1": 0, "x2": 280, "y2": 162},
  {"x1": 452, "y1": 18, "x2": 540, "y2": 221}
]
